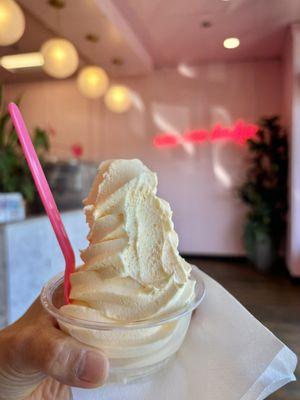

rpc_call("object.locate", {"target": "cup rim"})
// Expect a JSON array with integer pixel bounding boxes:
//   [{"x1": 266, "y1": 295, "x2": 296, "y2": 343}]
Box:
[{"x1": 40, "y1": 266, "x2": 205, "y2": 331}]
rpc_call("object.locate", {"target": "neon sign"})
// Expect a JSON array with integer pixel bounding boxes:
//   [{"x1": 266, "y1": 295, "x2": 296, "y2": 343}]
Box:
[{"x1": 153, "y1": 120, "x2": 259, "y2": 148}]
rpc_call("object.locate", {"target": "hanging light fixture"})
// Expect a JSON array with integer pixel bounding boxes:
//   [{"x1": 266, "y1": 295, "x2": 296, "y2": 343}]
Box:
[
  {"x1": 41, "y1": 0, "x2": 79, "y2": 79},
  {"x1": 104, "y1": 85, "x2": 132, "y2": 113},
  {"x1": 77, "y1": 66, "x2": 109, "y2": 99},
  {"x1": 40, "y1": 38, "x2": 79, "y2": 79},
  {"x1": 0, "y1": 0, "x2": 25, "y2": 46},
  {"x1": 76, "y1": 34, "x2": 109, "y2": 99}
]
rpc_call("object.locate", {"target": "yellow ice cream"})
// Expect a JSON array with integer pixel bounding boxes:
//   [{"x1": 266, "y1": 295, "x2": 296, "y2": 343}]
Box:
[{"x1": 60, "y1": 159, "x2": 195, "y2": 364}]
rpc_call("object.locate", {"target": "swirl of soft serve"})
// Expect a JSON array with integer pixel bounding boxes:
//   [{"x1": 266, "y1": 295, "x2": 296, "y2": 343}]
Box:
[{"x1": 60, "y1": 159, "x2": 195, "y2": 329}]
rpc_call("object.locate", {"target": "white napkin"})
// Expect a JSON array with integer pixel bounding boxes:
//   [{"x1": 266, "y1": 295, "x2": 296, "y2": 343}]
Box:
[{"x1": 72, "y1": 268, "x2": 297, "y2": 400}]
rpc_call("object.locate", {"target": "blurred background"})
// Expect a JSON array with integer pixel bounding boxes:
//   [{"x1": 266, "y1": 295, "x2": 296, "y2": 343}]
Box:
[{"x1": 0, "y1": 1, "x2": 299, "y2": 397}]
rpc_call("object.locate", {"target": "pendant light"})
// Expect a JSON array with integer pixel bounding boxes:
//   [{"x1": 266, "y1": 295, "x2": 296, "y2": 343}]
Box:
[
  {"x1": 41, "y1": 0, "x2": 79, "y2": 79},
  {"x1": 76, "y1": 34, "x2": 109, "y2": 99},
  {"x1": 104, "y1": 85, "x2": 132, "y2": 113},
  {"x1": 41, "y1": 38, "x2": 78, "y2": 79},
  {"x1": 0, "y1": 0, "x2": 25, "y2": 46},
  {"x1": 77, "y1": 65, "x2": 109, "y2": 99}
]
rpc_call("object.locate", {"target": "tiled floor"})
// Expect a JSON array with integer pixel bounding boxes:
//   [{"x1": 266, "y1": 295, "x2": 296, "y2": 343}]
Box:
[{"x1": 186, "y1": 257, "x2": 300, "y2": 400}]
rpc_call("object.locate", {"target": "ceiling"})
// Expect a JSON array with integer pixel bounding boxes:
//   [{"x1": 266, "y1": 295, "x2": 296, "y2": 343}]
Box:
[
  {"x1": 110, "y1": 0, "x2": 300, "y2": 65},
  {"x1": 1, "y1": 0, "x2": 300, "y2": 82}
]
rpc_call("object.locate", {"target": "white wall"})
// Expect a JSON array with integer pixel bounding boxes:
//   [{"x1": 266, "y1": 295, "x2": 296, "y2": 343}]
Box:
[
  {"x1": 284, "y1": 25, "x2": 300, "y2": 277},
  {"x1": 6, "y1": 60, "x2": 282, "y2": 255}
]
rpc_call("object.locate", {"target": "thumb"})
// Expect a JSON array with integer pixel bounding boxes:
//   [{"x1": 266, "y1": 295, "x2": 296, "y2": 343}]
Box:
[{"x1": 18, "y1": 326, "x2": 109, "y2": 388}]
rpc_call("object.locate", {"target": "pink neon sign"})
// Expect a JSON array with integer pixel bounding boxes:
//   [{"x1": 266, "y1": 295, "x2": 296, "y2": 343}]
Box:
[{"x1": 153, "y1": 120, "x2": 259, "y2": 148}]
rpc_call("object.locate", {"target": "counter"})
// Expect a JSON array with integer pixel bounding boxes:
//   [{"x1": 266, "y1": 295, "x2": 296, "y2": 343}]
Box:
[{"x1": 0, "y1": 209, "x2": 88, "y2": 327}]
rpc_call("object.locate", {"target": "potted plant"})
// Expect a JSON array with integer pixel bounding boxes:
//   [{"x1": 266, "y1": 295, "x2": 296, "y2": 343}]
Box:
[
  {"x1": 238, "y1": 116, "x2": 288, "y2": 271},
  {"x1": 0, "y1": 94, "x2": 50, "y2": 216}
]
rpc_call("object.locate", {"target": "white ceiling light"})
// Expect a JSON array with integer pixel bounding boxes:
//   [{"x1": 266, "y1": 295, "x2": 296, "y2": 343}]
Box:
[
  {"x1": 0, "y1": 0, "x2": 25, "y2": 46},
  {"x1": 223, "y1": 37, "x2": 240, "y2": 49},
  {"x1": 104, "y1": 85, "x2": 132, "y2": 113},
  {"x1": 77, "y1": 66, "x2": 109, "y2": 99},
  {"x1": 0, "y1": 52, "x2": 44, "y2": 71},
  {"x1": 40, "y1": 38, "x2": 79, "y2": 79}
]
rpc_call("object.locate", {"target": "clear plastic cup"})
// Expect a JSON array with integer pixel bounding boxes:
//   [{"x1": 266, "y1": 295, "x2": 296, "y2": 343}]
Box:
[{"x1": 40, "y1": 266, "x2": 205, "y2": 384}]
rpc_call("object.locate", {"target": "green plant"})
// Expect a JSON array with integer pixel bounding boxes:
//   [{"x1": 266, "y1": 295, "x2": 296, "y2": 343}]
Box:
[
  {"x1": 0, "y1": 92, "x2": 50, "y2": 204},
  {"x1": 238, "y1": 116, "x2": 288, "y2": 258}
]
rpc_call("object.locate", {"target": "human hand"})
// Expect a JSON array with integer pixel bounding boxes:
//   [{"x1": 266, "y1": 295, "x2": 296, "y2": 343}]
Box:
[{"x1": 0, "y1": 297, "x2": 109, "y2": 400}]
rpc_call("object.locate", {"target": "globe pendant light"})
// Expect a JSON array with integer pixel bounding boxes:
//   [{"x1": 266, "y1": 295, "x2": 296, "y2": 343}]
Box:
[
  {"x1": 77, "y1": 66, "x2": 109, "y2": 99},
  {"x1": 104, "y1": 85, "x2": 132, "y2": 113},
  {"x1": 40, "y1": 1, "x2": 78, "y2": 79},
  {"x1": 0, "y1": 0, "x2": 25, "y2": 46},
  {"x1": 41, "y1": 38, "x2": 79, "y2": 79}
]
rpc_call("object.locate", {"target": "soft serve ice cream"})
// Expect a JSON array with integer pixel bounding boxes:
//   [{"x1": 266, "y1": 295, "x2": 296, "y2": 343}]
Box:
[{"x1": 60, "y1": 159, "x2": 196, "y2": 371}]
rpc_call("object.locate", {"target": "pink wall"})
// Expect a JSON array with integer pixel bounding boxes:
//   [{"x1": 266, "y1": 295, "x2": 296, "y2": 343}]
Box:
[
  {"x1": 6, "y1": 60, "x2": 282, "y2": 255},
  {"x1": 284, "y1": 25, "x2": 300, "y2": 277}
]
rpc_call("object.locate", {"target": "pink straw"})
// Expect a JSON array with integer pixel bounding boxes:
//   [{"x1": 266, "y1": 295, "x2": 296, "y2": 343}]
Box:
[{"x1": 8, "y1": 103, "x2": 75, "y2": 304}]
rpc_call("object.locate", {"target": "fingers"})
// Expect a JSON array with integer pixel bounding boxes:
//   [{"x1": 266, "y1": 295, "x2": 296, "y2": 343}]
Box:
[
  {"x1": 26, "y1": 377, "x2": 72, "y2": 400},
  {"x1": 23, "y1": 326, "x2": 109, "y2": 388},
  {"x1": 4, "y1": 297, "x2": 109, "y2": 389}
]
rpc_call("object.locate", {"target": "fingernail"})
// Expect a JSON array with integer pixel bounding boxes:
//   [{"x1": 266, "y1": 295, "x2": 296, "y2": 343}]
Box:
[{"x1": 76, "y1": 351, "x2": 108, "y2": 384}]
